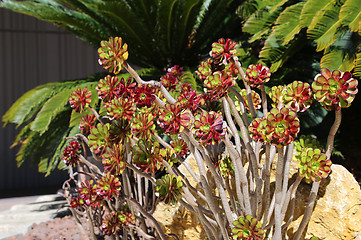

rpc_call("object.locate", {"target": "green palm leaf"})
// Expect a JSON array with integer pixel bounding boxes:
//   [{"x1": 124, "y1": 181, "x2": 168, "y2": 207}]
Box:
[
  {"x1": 299, "y1": 0, "x2": 330, "y2": 27},
  {"x1": 339, "y1": 0, "x2": 361, "y2": 33},
  {"x1": 307, "y1": 0, "x2": 347, "y2": 51},
  {"x1": 354, "y1": 51, "x2": 361, "y2": 77}
]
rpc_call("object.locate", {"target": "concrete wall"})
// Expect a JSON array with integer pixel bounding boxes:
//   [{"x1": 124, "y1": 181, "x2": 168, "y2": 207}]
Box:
[{"x1": 0, "y1": 8, "x2": 102, "y2": 191}]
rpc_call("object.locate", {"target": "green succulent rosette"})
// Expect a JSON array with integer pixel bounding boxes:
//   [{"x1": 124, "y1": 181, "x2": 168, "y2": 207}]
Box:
[
  {"x1": 294, "y1": 135, "x2": 322, "y2": 160},
  {"x1": 283, "y1": 81, "x2": 313, "y2": 112},
  {"x1": 232, "y1": 215, "x2": 265, "y2": 240},
  {"x1": 298, "y1": 148, "x2": 332, "y2": 183},
  {"x1": 156, "y1": 174, "x2": 183, "y2": 205}
]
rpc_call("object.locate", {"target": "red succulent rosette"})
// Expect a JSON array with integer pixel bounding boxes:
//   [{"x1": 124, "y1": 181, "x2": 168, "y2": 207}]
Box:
[
  {"x1": 160, "y1": 65, "x2": 183, "y2": 91},
  {"x1": 106, "y1": 97, "x2": 136, "y2": 121},
  {"x1": 78, "y1": 180, "x2": 102, "y2": 208},
  {"x1": 96, "y1": 172, "x2": 121, "y2": 199},
  {"x1": 192, "y1": 111, "x2": 226, "y2": 145},
  {"x1": 283, "y1": 81, "x2": 313, "y2": 112},
  {"x1": 96, "y1": 75, "x2": 121, "y2": 103},
  {"x1": 211, "y1": 38, "x2": 237, "y2": 64},
  {"x1": 204, "y1": 71, "x2": 235, "y2": 100},
  {"x1": 170, "y1": 138, "x2": 189, "y2": 157},
  {"x1": 69, "y1": 88, "x2": 92, "y2": 113},
  {"x1": 79, "y1": 114, "x2": 96, "y2": 136},
  {"x1": 298, "y1": 148, "x2": 332, "y2": 183},
  {"x1": 248, "y1": 117, "x2": 267, "y2": 143},
  {"x1": 133, "y1": 83, "x2": 156, "y2": 108},
  {"x1": 157, "y1": 102, "x2": 193, "y2": 135},
  {"x1": 177, "y1": 90, "x2": 205, "y2": 114},
  {"x1": 263, "y1": 107, "x2": 300, "y2": 148},
  {"x1": 101, "y1": 207, "x2": 135, "y2": 235},
  {"x1": 131, "y1": 111, "x2": 155, "y2": 139},
  {"x1": 98, "y1": 36, "x2": 129, "y2": 74},
  {"x1": 312, "y1": 68, "x2": 358, "y2": 111},
  {"x1": 245, "y1": 63, "x2": 271, "y2": 88},
  {"x1": 62, "y1": 140, "x2": 81, "y2": 167},
  {"x1": 102, "y1": 143, "x2": 127, "y2": 175},
  {"x1": 197, "y1": 58, "x2": 214, "y2": 81}
]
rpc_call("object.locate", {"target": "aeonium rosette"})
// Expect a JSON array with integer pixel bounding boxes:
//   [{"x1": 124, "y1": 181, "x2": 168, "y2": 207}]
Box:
[
  {"x1": 158, "y1": 102, "x2": 193, "y2": 135},
  {"x1": 96, "y1": 75, "x2": 121, "y2": 103},
  {"x1": 132, "y1": 139, "x2": 163, "y2": 173},
  {"x1": 161, "y1": 65, "x2": 183, "y2": 91},
  {"x1": 192, "y1": 111, "x2": 226, "y2": 145},
  {"x1": 156, "y1": 174, "x2": 183, "y2": 205},
  {"x1": 102, "y1": 143, "x2": 127, "y2": 175},
  {"x1": 250, "y1": 108, "x2": 300, "y2": 148},
  {"x1": 298, "y1": 148, "x2": 332, "y2": 183},
  {"x1": 245, "y1": 63, "x2": 271, "y2": 88},
  {"x1": 98, "y1": 36, "x2": 128, "y2": 74},
  {"x1": 96, "y1": 172, "x2": 121, "y2": 199},
  {"x1": 79, "y1": 114, "x2": 96, "y2": 136},
  {"x1": 312, "y1": 68, "x2": 358, "y2": 111},
  {"x1": 283, "y1": 81, "x2": 313, "y2": 112},
  {"x1": 211, "y1": 38, "x2": 237, "y2": 64},
  {"x1": 107, "y1": 97, "x2": 136, "y2": 121},
  {"x1": 232, "y1": 215, "x2": 265, "y2": 240},
  {"x1": 268, "y1": 85, "x2": 285, "y2": 108},
  {"x1": 69, "y1": 88, "x2": 92, "y2": 113},
  {"x1": 204, "y1": 71, "x2": 235, "y2": 100},
  {"x1": 62, "y1": 140, "x2": 81, "y2": 167},
  {"x1": 235, "y1": 89, "x2": 262, "y2": 112}
]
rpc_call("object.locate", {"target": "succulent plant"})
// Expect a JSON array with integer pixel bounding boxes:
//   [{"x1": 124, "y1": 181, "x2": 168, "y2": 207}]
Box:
[
  {"x1": 98, "y1": 36, "x2": 129, "y2": 74},
  {"x1": 193, "y1": 111, "x2": 226, "y2": 145},
  {"x1": 156, "y1": 174, "x2": 183, "y2": 205},
  {"x1": 197, "y1": 58, "x2": 214, "y2": 80},
  {"x1": 118, "y1": 76, "x2": 136, "y2": 99},
  {"x1": 294, "y1": 135, "x2": 322, "y2": 160},
  {"x1": 70, "y1": 195, "x2": 85, "y2": 209},
  {"x1": 96, "y1": 172, "x2": 121, "y2": 199},
  {"x1": 268, "y1": 85, "x2": 285, "y2": 108},
  {"x1": 79, "y1": 114, "x2": 96, "y2": 136},
  {"x1": 131, "y1": 111, "x2": 155, "y2": 139},
  {"x1": 245, "y1": 63, "x2": 271, "y2": 88},
  {"x1": 312, "y1": 68, "x2": 358, "y2": 111},
  {"x1": 133, "y1": 83, "x2": 157, "y2": 108},
  {"x1": 248, "y1": 117, "x2": 266, "y2": 143},
  {"x1": 69, "y1": 88, "x2": 92, "y2": 113},
  {"x1": 211, "y1": 38, "x2": 237, "y2": 64},
  {"x1": 88, "y1": 123, "x2": 111, "y2": 155},
  {"x1": 219, "y1": 155, "x2": 235, "y2": 179},
  {"x1": 133, "y1": 139, "x2": 162, "y2": 173},
  {"x1": 158, "y1": 103, "x2": 193, "y2": 135},
  {"x1": 160, "y1": 65, "x2": 183, "y2": 91},
  {"x1": 170, "y1": 138, "x2": 189, "y2": 158},
  {"x1": 177, "y1": 90, "x2": 205, "y2": 114},
  {"x1": 78, "y1": 180, "x2": 102, "y2": 208},
  {"x1": 263, "y1": 107, "x2": 300, "y2": 148},
  {"x1": 298, "y1": 148, "x2": 332, "y2": 183},
  {"x1": 96, "y1": 75, "x2": 121, "y2": 103},
  {"x1": 109, "y1": 119, "x2": 132, "y2": 144},
  {"x1": 232, "y1": 215, "x2": 265, "y2": 240},
  {"x1": 283, "y1": 81, "x2": 313, "y2": 112},
  {"x1": 204, "y1": 71, "x2": 235, "y2": 100},
  {"x1": 102, "y1": 143, "x2": 127, "y2": 175},
  {"x1": 62, "y1": 140, "x2": 81, "y2": 167},
  {"x1": 107, "y1": 97, "x2": 136, "y2": 121},
  {"x1": 101, "y1": 207, "x2": 135, "y2": 236}
]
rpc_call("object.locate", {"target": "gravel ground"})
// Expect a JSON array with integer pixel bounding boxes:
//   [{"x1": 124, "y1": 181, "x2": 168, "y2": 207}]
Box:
[{"x1": 8, "y1": 215, "x2": 111, "y2": 240}]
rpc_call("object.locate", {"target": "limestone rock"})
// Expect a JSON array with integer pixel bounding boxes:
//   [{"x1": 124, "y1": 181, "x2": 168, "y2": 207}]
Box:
[{"x1": 288, "y1": 164, "x2": 361, "y2": 240}]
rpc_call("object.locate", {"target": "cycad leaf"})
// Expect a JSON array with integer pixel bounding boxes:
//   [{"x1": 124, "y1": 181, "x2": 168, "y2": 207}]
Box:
[
  {"x1": 242, "y1": 0, "x2": 289, "y2": 37},
  {"x1": 180, "y1": 69, "x2": 199, "y2": 92},
  {"x1": 300, "y1": 0, "x2": 331, "y2": 27},
  {"x1": 320, "y1": 48, "x2": 355, "y2": 72},
  {"x1": 353, "y1": 51, "x2": 361, "y2": 77},
  {"x1": 266, "y1": 3, "x2": 304, "y2": 47},
  {"x1": 30, "y1": 82, "x2": 96, "y2": 134},
  {"x1": 1, "y1": 81, "x2": 71, "y2": 127},
  {"x1": 339, "y1": 0, "x2": 361, "y2": 33},
  {"x1": 307, "y1": 0, "x2": 347, "y2": 51}
]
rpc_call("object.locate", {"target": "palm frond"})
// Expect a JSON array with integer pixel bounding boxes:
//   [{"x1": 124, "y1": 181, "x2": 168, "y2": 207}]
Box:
[
  {"x1": 300, "y1": 0, "x2": 330, "y2": 27},
  {"x1": 339, "y1": 0, "x2": 361, "y2": 33}
]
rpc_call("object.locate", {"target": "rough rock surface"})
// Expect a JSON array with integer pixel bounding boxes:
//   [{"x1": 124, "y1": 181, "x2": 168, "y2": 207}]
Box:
[
  {"x1": 288, "y1": 164, "x2": 361, "y2": 240},
  {"x1": 154, "y1": 156, "x2": 361, "y2": 240}
]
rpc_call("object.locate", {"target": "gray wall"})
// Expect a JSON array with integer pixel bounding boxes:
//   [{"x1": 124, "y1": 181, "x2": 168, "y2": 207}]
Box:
[{"x1": 0, "y1": 8, "x2": 103, "y2": 191}]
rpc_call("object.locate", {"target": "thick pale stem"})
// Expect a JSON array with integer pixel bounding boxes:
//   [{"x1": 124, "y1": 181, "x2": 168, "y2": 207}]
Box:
[
  {"x1": 273, "y1": 147, "x2": 284, "y2": 239},
  {"x1": 260, "y1": 85, "x2": 268, "y2": 116},
  {"x1": 123, "y1": 62, "x2": 176, "y2": 104},
  {"x1": 294, "y1": 109, "x2": 342, "y2": 240},
  {"x1": 229, "y1": 87, "x2": 250, "y2": 126}
]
